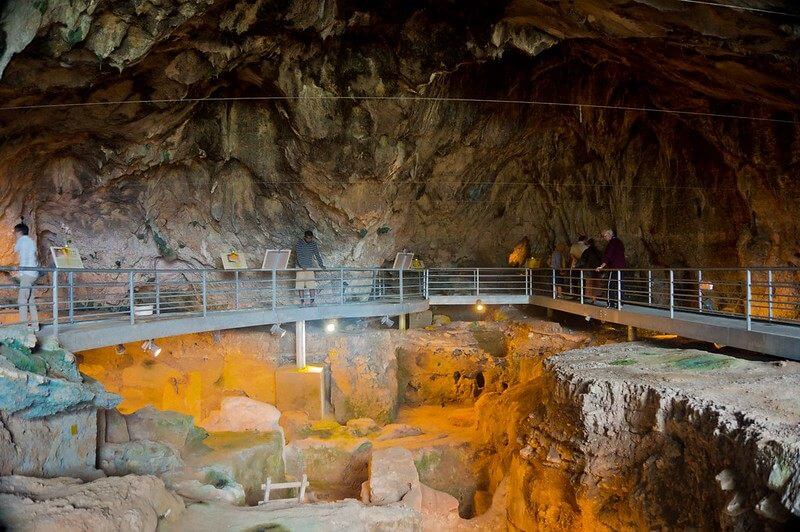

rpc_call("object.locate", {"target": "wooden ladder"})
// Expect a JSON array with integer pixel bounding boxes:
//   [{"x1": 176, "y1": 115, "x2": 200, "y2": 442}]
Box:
[{"x1": 259, "y1": 474, "x2": 308, "y2": 505}]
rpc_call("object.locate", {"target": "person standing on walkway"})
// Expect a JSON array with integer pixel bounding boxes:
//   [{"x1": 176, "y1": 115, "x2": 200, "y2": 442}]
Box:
[
  {"x1": 577, "y1": 238, "x2": 603, "y2": 303},
  {"x1": 13, "y1": 222, "x2": 40, "y2": 330},
  {"x1": 295, "y1": 230, "x2": 325, "y2": 306},
  {"x1": 550, "y1": 243, "x2": 568, "y2": 296},
  {"x1": 596, "y1": 229, "x2": 626, "y2": 308},
  {"x1": 568, "y1": 235, "x2": 588, "y2": 296}
]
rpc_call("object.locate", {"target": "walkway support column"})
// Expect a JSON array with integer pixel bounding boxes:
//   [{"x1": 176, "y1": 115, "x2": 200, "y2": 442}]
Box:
[
  {"x1": 399, "y1": 314, "x2": 407, "y2": 331},
  {"x1": 627, "y1": 325, "x2": 637, "y2": 342},
  {"x1": 295, "y1": 320, "x2": 306, "y2": 368}
]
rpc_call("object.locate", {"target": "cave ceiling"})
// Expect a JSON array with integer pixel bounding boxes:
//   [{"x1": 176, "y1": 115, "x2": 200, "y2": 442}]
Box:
[{"x1": 0, "y1": 0, "x2": 797, "y2": 269}]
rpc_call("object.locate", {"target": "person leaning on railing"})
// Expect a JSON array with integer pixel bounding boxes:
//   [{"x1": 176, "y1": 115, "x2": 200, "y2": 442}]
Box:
[
  {"x1": 13, "y1": 222, "x2": 40, "y2": 331},
  {"x1": 595, "y1": 229, "x2": 626, "y2": 309},
  {"x1": 294, "y1": 230, "x2": 326, "y2": 307}
]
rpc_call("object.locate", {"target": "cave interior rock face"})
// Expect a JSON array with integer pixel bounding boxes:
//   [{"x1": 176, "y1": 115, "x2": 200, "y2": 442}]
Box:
[
  {"x1": 1, "y1": 3, "x2": 800, "y2": 528},
  {"x1": 0, "y1": 0, "x2": 797, "y2": 269}
]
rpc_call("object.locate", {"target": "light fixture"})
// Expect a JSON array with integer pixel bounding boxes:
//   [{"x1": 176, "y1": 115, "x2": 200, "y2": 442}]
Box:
[
  {"x1": 380, "y1": 315, "x2": 395, "y2": 327},
  {"x1": 270, "y1": 323, "x2": 287, "y2": 338},
  {"x1": 115, "y1": 344, "x2": 126, "y2": 355},
  {"x1": 324, "y1": 321, "x2": 337, "y2": 333},
  {"x1": 212, "y1": 330, "x2": 222, "y2": 343},
  {"x1": 475, "y1": 299, "x2": 486, "y2": 312},
  {"x1": 141, "y1": 339, "x2": 162, "y2": 357}
]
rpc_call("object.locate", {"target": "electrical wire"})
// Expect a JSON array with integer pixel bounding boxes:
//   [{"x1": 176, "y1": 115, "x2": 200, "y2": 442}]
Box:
[
  {"x1": 250, "y1": 179, "x2": 742, "y2": 192},
  {"x1": 0, "y1": 95, "x2": 795, "y2": 124},
  {"x1": 676, "y1": 0, "x2": 800, "y2": 17}
]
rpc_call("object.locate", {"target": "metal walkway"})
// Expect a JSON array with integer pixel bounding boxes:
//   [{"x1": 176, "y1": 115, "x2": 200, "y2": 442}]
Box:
[{"x1": 1, "y1": 266, "x2": 798, "y2": 359}]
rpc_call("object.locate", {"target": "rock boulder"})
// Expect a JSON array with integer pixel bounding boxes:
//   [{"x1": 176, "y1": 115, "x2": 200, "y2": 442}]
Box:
[{"x1": 0, "y1": 474, "x2": 183, "y2": 531}]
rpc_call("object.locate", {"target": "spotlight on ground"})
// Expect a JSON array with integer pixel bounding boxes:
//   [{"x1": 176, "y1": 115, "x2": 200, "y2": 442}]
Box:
[
  {"x1": 475, "y1": 299, "x2": 486, "y2": 312},
  {"x1": 270, "y1": 323, "x2": 287, "y2": 338},
  {"x1": 115, "y1": 344, "x2": 126, "y2": 355},
  {"x1": 141, "y1": 339, "x2": 162, "y2": 357},
  {"x1": 380, "y1": 315, "x2": 395, "y2": 327},
  {"x1": 324, "y1": 321, "x2": 337, "y2": 333}
]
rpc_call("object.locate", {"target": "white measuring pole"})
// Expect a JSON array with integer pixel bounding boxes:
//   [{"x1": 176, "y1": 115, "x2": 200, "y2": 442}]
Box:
[
  {"x1": 697, "y1": 270, "x2": 703, "y2": 311},
  {"x1": 746, "y1": 270, "x2": 752, "y2": 331},
  {"x1": 295, "y1": 320, "x2": 306, "y2": 368},
  {"x1": 768, "y1": 269, "x2": 774, "y2": 321}
]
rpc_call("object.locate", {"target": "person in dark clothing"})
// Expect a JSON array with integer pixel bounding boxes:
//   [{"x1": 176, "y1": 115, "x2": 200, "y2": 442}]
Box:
[
  {"x1": 577, "y1": 238, "x2": 603, "y2": 302},
  {"x1": 596, "y1": 229, "x2": 626, "y2": 308}
]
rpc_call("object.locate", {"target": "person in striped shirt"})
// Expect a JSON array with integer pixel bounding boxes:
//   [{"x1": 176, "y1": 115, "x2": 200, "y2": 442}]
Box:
[{"x1": 295, "y1": 230, "x2": 325, "y2": 306}]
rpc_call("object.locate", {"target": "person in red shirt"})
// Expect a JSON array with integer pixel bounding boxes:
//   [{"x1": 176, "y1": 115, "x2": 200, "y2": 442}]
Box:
[{"x1": 596, "y1": 229, "x2": 626, "y2": 308}]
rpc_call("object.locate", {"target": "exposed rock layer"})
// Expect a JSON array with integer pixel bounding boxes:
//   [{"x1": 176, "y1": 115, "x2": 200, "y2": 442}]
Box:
[{"x1": 476, "y1": 343, "x2": 800, "y2": 529}]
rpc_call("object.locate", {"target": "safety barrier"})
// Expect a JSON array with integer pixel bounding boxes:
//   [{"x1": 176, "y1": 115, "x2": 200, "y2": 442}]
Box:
[{"x1": 1, "y1": 266, "x2": 798, "y2": 339}]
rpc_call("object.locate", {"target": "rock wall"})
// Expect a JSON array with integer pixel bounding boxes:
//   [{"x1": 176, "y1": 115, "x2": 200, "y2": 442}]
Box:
[
  {"x1": 0, "y1": 334, "x2": 120, "y2": 479},
  {"x1": 0, "y1": 1, "x2": 797, "y2": 271},
  {"x1": 475, "y1": 343, "x2": 800, "y2": 529},
  {"x1": 78, "y1": 316, "x2": 590, "y2": 426}
]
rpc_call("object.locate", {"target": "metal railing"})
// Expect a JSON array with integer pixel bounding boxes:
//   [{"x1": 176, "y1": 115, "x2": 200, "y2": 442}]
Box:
[
  {"x1": 1, "y1": 266, "x2": 798, "y2": 336},
  {"x1": 0, "y1": 267, "x2": 425, "y2": 336},
  {"x1": 425, "y1": 267, "x2": 800, "y2": 330},
  {"x1": 527, "y1": 267, "x2": 800, "y2": 330}
]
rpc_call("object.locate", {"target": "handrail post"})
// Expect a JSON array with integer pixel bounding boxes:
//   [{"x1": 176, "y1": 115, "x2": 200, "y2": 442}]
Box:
[
  {"x1": 617, "y1": 270, "x2": 622, "y2": 309},
  {"x1": 697, "y1": 270, "x2": 703, "y2": 311},
  {"x1": 746, "y1": 269, "x2": 752, "y2": 331},
  {"x1": 201, "y1": 271, "x2": 207, "y2": 317},
  {"x1": 340, "y1": 268, "x2": 345, "y2": 305},
  {"x1": 128, "y1": 271, "x2": 135, "y2": 324},
  {"x1": 669, "y1": 270, "x2": 674, "y2": 319},
  {"x1": 155, "y1": 270, "x2": 161, "y2": 316},
  {"x1": 768, "y1": 269, "x2": 773, "y2": 321},
  {"x1": 399, "y1": 269, "x2": 404, "y2": 302},
  {"x1": 52, "y1": 272, "x2": 59, "y2": 336},
  {"x1": 647, "y1": 270, "x2": 652, "y2": 306},
  {"x1": 424, "y1": 269, "x2": 429, "y2": 299},
  {"x1": 475, "y1": 268, "x2": 480, "y2": 296},
  {"x1": 552, "y1": 269, "x2": 556, "y2": 299},
  {"x1": 235, "y1": 270, "x2": 240, "y2": 310},
  {"x1": 68, "y1": 271, "x2": 75, "y2": 324},
  {"x1": 580, "y1": 270, "x2": 584, "y2": 304},
  {"x1": 525, "y1": 269, "x2": 530, "y2": 296},
  {"x1": 271, "y1": 271, "x2": 277, "y2": 310}
]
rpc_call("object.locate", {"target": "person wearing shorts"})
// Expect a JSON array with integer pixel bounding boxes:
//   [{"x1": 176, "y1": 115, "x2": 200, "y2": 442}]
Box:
[{"x1": 294, "y1": 230, "x2": 325, "y2": 306}]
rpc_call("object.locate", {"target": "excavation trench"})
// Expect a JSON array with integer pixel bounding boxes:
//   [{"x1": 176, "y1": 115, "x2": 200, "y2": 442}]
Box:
[{"x1": 3, "y1": 312, "x2": 799, "y2": 530}]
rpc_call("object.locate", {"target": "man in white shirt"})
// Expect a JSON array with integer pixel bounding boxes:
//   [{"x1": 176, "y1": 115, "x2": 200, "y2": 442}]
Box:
[{"x1": 13, "y1": 223, "x2": 39, "y2": 330}]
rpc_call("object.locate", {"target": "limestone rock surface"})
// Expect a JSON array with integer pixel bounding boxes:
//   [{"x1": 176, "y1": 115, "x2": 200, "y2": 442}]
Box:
[
  {"x1": 2, "y1": 1, "x2": 795, "y2": 297},
  {"x1": 284, "y1": 436, "x2": 372, "y2": 498},
  {"x1": 279, "y1": 410, "x2": 311, "y2": 442},
  {"x1": 476, "y1": 343, "x2": 800, "y2": 530},
  {"x1": 364, "y1": 447, "x2": 420, "y2": 505},
  {"x1": 0, "y1": 474, "x2": 184, "y2": 532},
  {"x1": 125, "y1": 406, "x2": 208, "y2": 451},
  {"x1": 200, "y1": 396, "x2": 281, "y2": 433},
  {"x1": 99, "y1": 440, "x2": 184, "y2": 477},
  {"x1": 0, "y1": 340, "x2": 119, "y2": 478}
]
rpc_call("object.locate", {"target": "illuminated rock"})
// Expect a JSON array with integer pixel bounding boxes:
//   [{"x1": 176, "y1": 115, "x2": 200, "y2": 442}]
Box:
[
  {"x1": 201, "y1": 396, "x2": 281, "y2": 433},
  {"x1": 125, "y1": 406, "x2": 208, "y2": 451},
  {"x1": 279, "y1": 410, "x2": 311, "y2": 442},
  {"x1": 284, "y1": 436, "x2": 372, "y2": 497},
  {"x1": 364, "y1": 447, "x2": 419, "y2": 505}
]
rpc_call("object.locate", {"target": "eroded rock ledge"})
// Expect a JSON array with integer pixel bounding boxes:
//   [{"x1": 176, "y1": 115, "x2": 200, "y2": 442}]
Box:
[{"x1": 477, "y1": 343, "x2": 800, "y2": 529}]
